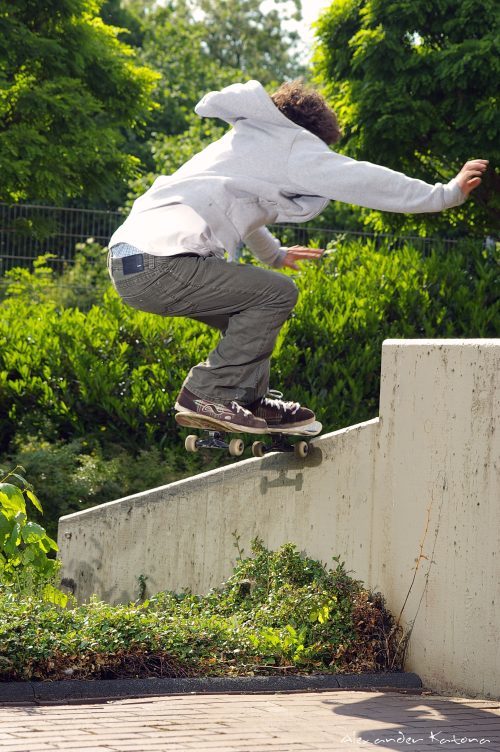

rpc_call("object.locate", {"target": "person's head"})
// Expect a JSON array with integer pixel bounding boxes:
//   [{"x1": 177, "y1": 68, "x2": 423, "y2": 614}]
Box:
[{"x1": 270, "y1": 80, "x2": 341, "y2": 146}]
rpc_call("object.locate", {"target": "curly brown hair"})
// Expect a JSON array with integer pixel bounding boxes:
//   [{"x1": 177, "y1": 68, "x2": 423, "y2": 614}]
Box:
[{"x1": 270, "y1": 80, "x2": 341, "y2": 146}]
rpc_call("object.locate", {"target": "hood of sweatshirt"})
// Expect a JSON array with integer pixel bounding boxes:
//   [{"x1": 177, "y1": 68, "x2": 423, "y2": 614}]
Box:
[{"x1": 195, "y1": 79, "x2": 297, "y2": 130}]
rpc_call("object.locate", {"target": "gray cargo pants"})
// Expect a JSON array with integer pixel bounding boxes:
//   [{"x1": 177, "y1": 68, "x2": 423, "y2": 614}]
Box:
[{"x1": 108, "y1": 250, "x2": 298, "y2": 404}]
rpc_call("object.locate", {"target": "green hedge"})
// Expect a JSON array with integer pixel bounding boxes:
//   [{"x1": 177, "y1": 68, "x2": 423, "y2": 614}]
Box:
[
  {"x1": 0, "y1": 238, "x2": 497, "y2": 534},
  {"x1": 277, "y1": 238, "x2": 498, "y2": 425}
]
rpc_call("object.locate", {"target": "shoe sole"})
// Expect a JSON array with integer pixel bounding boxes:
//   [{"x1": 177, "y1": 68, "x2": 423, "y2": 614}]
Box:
[
  {"x1": 266, "y1": 420, "x2": 322, "y2": 436},
  {"x1": 175, "y1": 410, "x2": 267, "y2": 435}
]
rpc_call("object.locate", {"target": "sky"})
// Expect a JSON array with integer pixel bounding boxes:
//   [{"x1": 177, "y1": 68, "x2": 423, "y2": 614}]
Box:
[
  {"x1": 260, "y1": 0, "x2": 331, "y2": 62},
  {"x1": 294, "y1": 0, "x2": 331, "y2": 47}
]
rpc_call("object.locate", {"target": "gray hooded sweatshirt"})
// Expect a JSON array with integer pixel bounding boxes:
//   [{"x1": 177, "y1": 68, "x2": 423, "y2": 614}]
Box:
[{"x1": 110, "y1": 80, "x2": 466, "y2": 266}]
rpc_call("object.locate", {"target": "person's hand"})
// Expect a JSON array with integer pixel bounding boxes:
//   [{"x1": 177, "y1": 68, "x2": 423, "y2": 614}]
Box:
[
  {"x1": 454, "y1": 159, "x2": 489, "y2": 197},
  {"x1": 282, "y1": 245, "x2": 325, "y2": 271}
]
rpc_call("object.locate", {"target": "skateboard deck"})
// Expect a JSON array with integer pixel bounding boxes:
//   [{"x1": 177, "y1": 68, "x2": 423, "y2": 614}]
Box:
[{"x1": 175, "y1": 412, "x2": 322, "y2": 458}]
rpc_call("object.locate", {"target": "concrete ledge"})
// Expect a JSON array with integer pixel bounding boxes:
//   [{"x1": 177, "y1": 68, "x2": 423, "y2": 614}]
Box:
[
  {"x1": 58, "y1": 417, "x2": 379, "y2": 603},
  {"x1": 0, "y1": 672, "x2": 422, "y2": 705},
  {"x1": 57, "y1": 340, "x2": 500, "y2": 699}
]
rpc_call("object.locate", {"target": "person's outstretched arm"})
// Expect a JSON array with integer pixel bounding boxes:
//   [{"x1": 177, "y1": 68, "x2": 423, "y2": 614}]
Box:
[
  {"x1": 244, "y1": 227, "x2": 287, "y2": 267},
  {"x1": 288, "y1": 131, "x2": 488, "y2": 213},
  {"x1": 244, "y1": 228, "x2": 324, "y2": 270}
]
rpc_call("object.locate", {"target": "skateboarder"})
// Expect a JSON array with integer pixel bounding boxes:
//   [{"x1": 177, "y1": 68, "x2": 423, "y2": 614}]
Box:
[{"x1": 108, "y1": 79, "x2": 487, "y2": 434}]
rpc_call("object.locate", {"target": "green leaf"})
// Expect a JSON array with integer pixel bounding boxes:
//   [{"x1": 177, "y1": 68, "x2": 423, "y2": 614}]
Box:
[
  {"x1": 38, "y1": 538, "x2": 51, "y2": 554},
  {"x1": 42, "y1": 583, "x2": 68, "y2": 608},
  {"x1": 3, "y1": 522, "x2": 21, "y2": 555},
  {"x1": 0, "y1": 484, "x2": 26, "y2": 517},
  {"x1": 26, "y1": 490, "x2": 43, "y2": 513},
  {"x1": 0, "y1": 512, "x2": 13, "y2": 541},
  {"x1": 45, "y1": 535, "x2": 59, "y2": 552},
  {"x1": 4, "y1": 472, "x2": 31, "y2": 490},
  {"x1": 21, "y1": 547, "x2": 36, "y2": 564},
  {"x1": 21, "y1": 522, "x2": 45, "y2": 544}
]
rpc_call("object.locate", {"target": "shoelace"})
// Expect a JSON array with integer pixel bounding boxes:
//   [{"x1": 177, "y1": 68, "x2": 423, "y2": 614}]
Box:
[
  {"x1": 230, "y1": 401, "x2": 254, "y2": 417},
  {"x1": 261, "y1": 389, "x2": 300, "y2": 415}
]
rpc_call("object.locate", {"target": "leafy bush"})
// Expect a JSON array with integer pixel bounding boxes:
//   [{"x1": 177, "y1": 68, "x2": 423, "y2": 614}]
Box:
[
  {"x1": 0, "y1": 540, "x2": 403, "y2": 681},
  {"x1": 276, "y1": 236, "x2": 498, "y2": 427},
  {"x1": 0, "y1": 237, "x2": 497, "y2": 531},
  {"x1": 0, "y1": 263, "x2": 217, "y2": 449},
  {"x1": 0, "y1": 467, "x2": 66, "y2": 606},
  {"x1": 8, "y1": 438, "x2": 219, "y2": 540}
]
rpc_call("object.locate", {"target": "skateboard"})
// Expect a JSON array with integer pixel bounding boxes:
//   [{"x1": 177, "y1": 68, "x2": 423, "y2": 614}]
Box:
[{"x1": 175, "y1": 412, "x2": 322, "y2": 458}]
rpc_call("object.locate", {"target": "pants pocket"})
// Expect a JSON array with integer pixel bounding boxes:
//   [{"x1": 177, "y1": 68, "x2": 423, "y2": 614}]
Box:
[{"x1": 115, "y1": 268, "x2": 199, "y2": 316}]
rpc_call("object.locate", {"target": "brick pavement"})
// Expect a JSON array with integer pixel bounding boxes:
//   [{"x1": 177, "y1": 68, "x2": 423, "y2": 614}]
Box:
[{"x1": 0, "y1": 690, "x2": 499, "y2": 752}]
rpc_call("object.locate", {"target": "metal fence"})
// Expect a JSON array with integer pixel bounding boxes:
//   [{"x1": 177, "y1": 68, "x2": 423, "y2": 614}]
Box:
[
  {"x1": 0, "y1": 201, "x2": 480, "y2": 274},
  {"x1": 0, "y1": 203, "x2": 123, "y2": 273}
]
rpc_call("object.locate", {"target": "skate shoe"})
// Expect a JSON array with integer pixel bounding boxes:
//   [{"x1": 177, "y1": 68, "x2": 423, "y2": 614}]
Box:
[
  {"x1": 175, "y1": 387, "x2": 267, "y2": 434},
  {"x1": 246, "y1": 390, "x2": 315, "y2": 431}
]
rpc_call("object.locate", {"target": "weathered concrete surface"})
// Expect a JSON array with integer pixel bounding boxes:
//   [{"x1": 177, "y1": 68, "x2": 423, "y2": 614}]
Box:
[
  {"x1": 58, "y1": 339, "x2": 500, "y2": 698},
  {"x1": 372, "y1": 340, "x2": 500, "y2": 700},
  {"x1": 58, "y1": 416, "x2": 379, "y2": 604}
]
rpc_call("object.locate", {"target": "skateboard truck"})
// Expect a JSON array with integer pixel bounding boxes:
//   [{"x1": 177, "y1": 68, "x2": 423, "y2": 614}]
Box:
[
  {"x1": 251, "y1": 435, "x2": 309, "y2": 458},
  {"x1": 185, "y1": 430, "x2": 245, "y2": 457}
]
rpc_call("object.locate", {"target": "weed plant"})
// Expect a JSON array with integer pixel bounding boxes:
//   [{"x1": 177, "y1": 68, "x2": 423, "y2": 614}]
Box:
[
  {"x1": 0, "y1": 538, "x2": 404, "y2": 681},
  {"x1": 0, "y1": 467, "x2": 66, "y2": 607}
]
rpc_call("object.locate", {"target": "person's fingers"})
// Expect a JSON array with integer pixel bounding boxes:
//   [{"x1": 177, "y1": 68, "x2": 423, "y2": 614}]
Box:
[
  {"x1": 288, "y1": 248, "x2": 324, "y2": 258},
  {"x1": 461, "y1": 160, "x2": 488, "y2": 175},
  {"x1": 459, "y1": 175, "x2": 482, "y2": 196},
  {"x1": 456, "y1": 157, "x2": 490, "y2": 193},
  {"x1": 284, "y1": 246, "x2": 325, "y2": 270},
  {"x1": 464, "y1": 165, "x2": 486, "y2": 174},
  {"x1": 467, "y1": 177, "x2": 482, "y2": 188},
  {"x1": 463, "y1": 159, "x2": 488, "y2": 169},
  {"x1": 462, "y1": 172, "x2": 484, "y2": 182},
  {"x1": 288, "y1": 245, "x2": 325, "y2": 252}
]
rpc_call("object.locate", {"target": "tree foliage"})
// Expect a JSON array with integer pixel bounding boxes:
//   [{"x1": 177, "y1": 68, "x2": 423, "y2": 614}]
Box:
[
  {"x1": 0, "y1": 466, "x2": 66, "y2": 606},
  {"x1": 313, "y1": 0, "x2": 500, "y2": 235},
  {"x1": 0, "y1": 0, "x2": 307, "y2": 207},
  {"x1": 195, "y1": 0, "x2": 303, "y2": 85},
  {"x1": 135, "y1": 1, "x2": 238, "y2": 147},
  {"x1": 0, "y1": 0, "x2": 158, "y2": 205}
]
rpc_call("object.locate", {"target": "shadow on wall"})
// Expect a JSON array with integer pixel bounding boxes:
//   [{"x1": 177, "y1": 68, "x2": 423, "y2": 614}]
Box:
[{"x1": 259, "y1": 444, "x2": 324, "y2": 494}]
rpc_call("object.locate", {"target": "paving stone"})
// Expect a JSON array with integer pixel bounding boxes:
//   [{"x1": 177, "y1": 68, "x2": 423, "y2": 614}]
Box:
[{"x1": 1, "y1": 690, "x2": 499, "y2": 752}]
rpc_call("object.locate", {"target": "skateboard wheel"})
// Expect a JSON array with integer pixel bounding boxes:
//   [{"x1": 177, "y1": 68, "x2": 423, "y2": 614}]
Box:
[
  {"x1": 228, "y1": 438, "x2": 245, "y2": 457},
  {"x1": 185, "y1": 435, "x2": 199, "y2": 453},
  {"x1": 252, "y1": 441, "x2": 266, "y2": 458},
  {"x1": 294, "y1": 440, "x2": 309, "y2": 459}
]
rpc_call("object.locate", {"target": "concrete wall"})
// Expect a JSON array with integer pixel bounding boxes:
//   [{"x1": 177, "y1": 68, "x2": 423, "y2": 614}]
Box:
[
  {"x1": 373, "y1": 341, "x2": 500, "y2": 698},
  {"x1": 58, "y1": 339, "x2": 500, "y2": 698}
]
